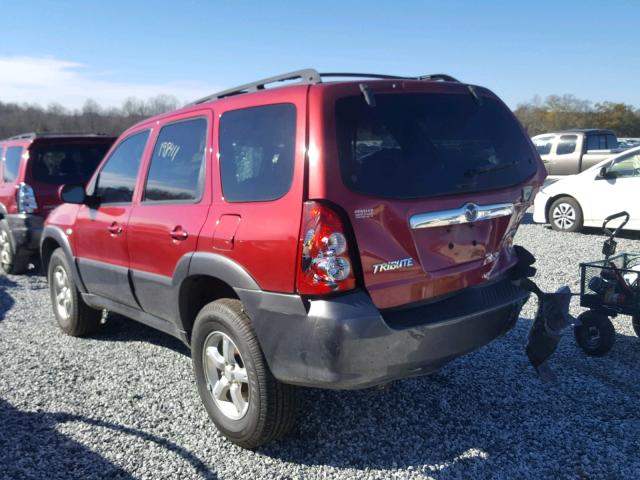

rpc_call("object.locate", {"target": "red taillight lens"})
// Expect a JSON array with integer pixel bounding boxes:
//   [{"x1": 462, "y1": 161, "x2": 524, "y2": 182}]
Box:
[{"x1": 296, "y1": 201, "x2": 356, "y2": 295}]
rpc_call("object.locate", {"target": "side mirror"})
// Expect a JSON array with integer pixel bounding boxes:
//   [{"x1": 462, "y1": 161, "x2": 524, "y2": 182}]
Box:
[
  {"x1": 60, "y1": 184, "x2": 87, "y2": 204},
  {"x1": 599, "y1": 166, "x2": 615, "y2": 179}
]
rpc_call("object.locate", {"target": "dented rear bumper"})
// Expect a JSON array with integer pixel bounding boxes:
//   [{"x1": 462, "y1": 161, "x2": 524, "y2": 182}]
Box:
[{"x1": 239, "y1": 275, "x2": 529, "y2": 389}]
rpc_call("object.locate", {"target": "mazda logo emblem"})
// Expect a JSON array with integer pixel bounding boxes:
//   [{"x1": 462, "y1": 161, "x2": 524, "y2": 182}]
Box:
[{"x1": 464, "y1": 203, "x2": 479, "y2": 222}]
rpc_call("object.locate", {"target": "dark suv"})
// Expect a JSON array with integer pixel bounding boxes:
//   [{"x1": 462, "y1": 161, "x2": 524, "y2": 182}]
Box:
[
  {"x1": 0, "y1": 133, "x2": 115, "y2": 273},
  {"x1": 41, "y1": 70, "x2": 545, "y2": 448}
]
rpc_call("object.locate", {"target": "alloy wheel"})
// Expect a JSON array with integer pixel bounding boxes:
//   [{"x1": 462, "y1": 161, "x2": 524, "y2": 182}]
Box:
[
  {"x1": 0, "y1": 231, "x2": 11, "y2": 270},
  {"x1": 53, "y1": 265, "x2": 73, "y2": 320},
  {"x1": 552, "y1": 203, "x2": 576, "y2": 230},
  {"x1": 202, "y1": 331, "x2": 250, "y2": 420}
]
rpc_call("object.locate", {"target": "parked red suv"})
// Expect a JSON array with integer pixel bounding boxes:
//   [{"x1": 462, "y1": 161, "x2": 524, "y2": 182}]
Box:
[
  {"x1": 41, "y1": 70, "x2": 545, "y2": 448},
  {"x1": 0, "y1": 133, "x2": 115, "y2": 273}
]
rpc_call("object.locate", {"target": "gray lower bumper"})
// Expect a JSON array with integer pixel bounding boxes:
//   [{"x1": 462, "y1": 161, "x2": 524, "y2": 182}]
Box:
[{"x1": 239, "y1": 277, "x2": 529, "y2": 390}]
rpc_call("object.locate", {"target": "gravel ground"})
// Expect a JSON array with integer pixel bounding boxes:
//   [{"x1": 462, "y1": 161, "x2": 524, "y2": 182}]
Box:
[{"x1": 1, "y1": 214, "x2": 640, "y2": 480}]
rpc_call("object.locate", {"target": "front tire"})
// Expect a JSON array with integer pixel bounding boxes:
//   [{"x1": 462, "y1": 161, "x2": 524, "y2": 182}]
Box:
[
  {"x1": 191, "y1": 299, "x2": 299, "y2": 449},
  {"x1": 549, "y1": 197, "x2": 583, "y2": 232},
  {"x1": 48, "y1": 248, "x2": 101, "y2": 336},
  {"x1": 574, "y1": 310, "x2": 615, "y2": 356}
]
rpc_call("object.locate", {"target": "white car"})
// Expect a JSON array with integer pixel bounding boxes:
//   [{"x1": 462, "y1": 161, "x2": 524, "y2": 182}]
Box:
[{"x1": 533, "y1": 146, "x2": 640, "y2": 232}]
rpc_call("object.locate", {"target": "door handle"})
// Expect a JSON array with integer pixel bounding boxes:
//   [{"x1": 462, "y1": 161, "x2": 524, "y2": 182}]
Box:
[
  {"x1": 170, "y1": 226, "x2": 188, "y2": 241},
  {"x1": 108, "y1": 222, "x2": 123, "y2": 235}
]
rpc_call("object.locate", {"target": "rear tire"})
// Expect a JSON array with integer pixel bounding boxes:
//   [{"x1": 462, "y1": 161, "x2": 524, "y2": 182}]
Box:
[
  {"x1": 48, "y1": 248, "x2": 101, "y2": 336},
  {"x1": 191, "y1": 298, "x2": 299, "y2": 449},
  {"x1": 574, "y1": 310, "x2": 615, "y2": 356},
  {"x1": 549, "y1": 197, "x2": 583, "y2": 232},
  {"x1": 0, "y1": 220, "x2": 30, "y2": 274}
]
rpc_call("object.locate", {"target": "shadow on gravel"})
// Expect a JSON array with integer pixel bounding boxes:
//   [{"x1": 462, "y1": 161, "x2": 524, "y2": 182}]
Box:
[
  {"x1": 0, "y1": 275, "x2": 17, "y2": 321},
  {"x1": 0, "y1": 399, "x2": 218, "y2": 479},
  {"x1": 260, "y1": 315, "x2": 640, "y2": 477},
  {"x1": 88, "y1": 313, "x2": 190, "y2": 357}
]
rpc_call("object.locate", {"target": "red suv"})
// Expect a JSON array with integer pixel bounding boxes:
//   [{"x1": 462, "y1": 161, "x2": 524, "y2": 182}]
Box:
[
  {"x1": 0, "y1": 133, "x2": 115, "y2": 273},
  {"x1": 41, "y1": 70, "x2": 545, "y2": 448}
]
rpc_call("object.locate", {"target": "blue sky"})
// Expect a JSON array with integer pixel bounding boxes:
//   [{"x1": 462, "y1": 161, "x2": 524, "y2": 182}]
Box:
[{"x1": 1, "y1": 0, "x2": 638, "y2": 109}]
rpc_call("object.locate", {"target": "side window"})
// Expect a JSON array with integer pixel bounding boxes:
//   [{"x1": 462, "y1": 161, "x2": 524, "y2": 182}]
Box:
[
  {"x1": 143, "y1": 118, "x2": 207, "y2": 203},
  {"x1": 606, "y1": 134, "x2": 618, "y2": 150},
  {"x1": 609, "y1": 152, "x2": 640, "y2": 178},
  {"x1": 219, "y1": 104, "x2": 296, "y2": 202},
  {"x1": 556, "y1": 135, "x2": 577, "y2": 155},
  {"x1": 4, "y1": 147, "x2": 23, "y2": 183},
  {"x1": 95, "y1": 131, "x2": 149, "y2": 204},
  {"x1": 533, "y1": 136, "x2": 554, "y2": 155},
  {"x1": 587, "y1": 135, "x2": 607, "y2": 151}
]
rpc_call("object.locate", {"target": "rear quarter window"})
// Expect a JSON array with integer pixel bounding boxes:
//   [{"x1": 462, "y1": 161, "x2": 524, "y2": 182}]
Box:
[
  {"x1": 219, "y1": 104, "x2": 296, "y2": 202},
  {"x1": 4, "y1": 146, "x2": 23, "y2": 183}
]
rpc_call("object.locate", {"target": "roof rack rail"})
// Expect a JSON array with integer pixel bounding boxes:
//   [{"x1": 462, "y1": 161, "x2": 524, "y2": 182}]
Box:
[
  {"x1": 417, "y1": 73, "x2": 460, "y2": 82},
  {"x1": 320, "y1": 72, "x2": 413, "y2": 80},
  {"x1": 189, "y1": 69, "x2": 461, "y2": 105},
  {"x1": 3, "y1": 132, "x2": 110, "y2": 141},
  {"x1": 320, "y1": 72, "x2": 460, "y2": 83},
  {"x1": 189, "y1": 69, "x2": 322, "y2": 105}
]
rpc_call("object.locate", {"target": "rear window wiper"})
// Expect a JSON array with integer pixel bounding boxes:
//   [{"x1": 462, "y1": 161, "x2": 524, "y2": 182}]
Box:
[{"x1": 464, "y1": 162, "x2": 517, "y2": 178}]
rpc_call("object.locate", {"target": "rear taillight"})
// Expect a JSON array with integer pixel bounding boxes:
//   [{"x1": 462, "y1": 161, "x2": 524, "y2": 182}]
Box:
[
  {"x1": 296, "y1": 201, "x2": 356, "y2": 295},
  {"x1": 16, "y1": 183, "x2": 38, "y2": 214}
]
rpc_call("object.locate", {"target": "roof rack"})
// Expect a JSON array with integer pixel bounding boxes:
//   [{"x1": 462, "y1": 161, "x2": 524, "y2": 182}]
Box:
[
  {"x1": 3, "y1": 132, "x2": 111, "y2": 141},
  {"x1": 189, "y1": 69, "x2": 460, "y2": 105}
]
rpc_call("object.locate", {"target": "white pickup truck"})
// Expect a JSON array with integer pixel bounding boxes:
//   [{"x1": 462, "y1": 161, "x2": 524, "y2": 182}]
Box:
[{"x1": 532, "y1": 129, "x2": 623, "y2": 176}]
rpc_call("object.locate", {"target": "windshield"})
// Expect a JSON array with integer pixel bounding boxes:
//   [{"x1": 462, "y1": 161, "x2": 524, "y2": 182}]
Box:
[
  {"x1": 335, "y1": 93, "x2": 537, "y2": 199},
  {"x1": 30, "y1": 142, "x2": 111, "y2": 185}
]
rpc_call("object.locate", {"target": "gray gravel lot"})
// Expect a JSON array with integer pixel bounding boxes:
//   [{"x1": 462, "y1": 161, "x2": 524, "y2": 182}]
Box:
[{"x1": 1, "y1": 215, "x2": 640, "y2": 479}]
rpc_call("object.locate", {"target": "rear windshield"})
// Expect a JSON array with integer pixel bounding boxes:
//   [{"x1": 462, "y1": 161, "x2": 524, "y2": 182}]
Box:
[
  {"x1": 29, "y1": 142, "x2": 111, "y2": 185},
  {"x1": 335, "y1": 93, "x2": 537, "y2": 199}
]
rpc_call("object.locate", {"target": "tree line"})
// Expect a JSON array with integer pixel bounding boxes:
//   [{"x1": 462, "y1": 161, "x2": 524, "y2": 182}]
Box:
[
  {"x1": 0, "y1": 95, "x2": 180, "y2": 139},
  {"x1": 514, "y1": 95, "x2": 640, "y2": 137},
  {"x1": 1, "y1": 93, "x2": 639, "y2": 140}
]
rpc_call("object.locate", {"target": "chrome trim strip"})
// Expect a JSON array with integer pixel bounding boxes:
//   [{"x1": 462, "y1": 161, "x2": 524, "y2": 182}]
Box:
[{"x1": 409, "y1": 202, "x2": 514, "y2": 229}]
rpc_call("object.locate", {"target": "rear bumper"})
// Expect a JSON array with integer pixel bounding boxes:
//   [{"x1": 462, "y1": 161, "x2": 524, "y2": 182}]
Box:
[
  {"x1": 240, "y1": 276, "x2": 529, "y2": 389},
  {"x1": 6, "y1": 213, "x2": 44, "y2": 251}
]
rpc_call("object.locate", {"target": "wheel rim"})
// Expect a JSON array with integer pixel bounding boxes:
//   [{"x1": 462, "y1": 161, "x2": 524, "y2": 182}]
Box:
[
  {"x1": 202, "y1": 331, "x2": 250, "y2": 420},
  {"x1": 52, "y1": 265, "x2": 73, "y2": 320},
  {"x1": 552, "y1": 203, "x2": 576, "y2": 230},
  {"x1": 0, "y1": 231, "x2": 11, "y2": 269}
]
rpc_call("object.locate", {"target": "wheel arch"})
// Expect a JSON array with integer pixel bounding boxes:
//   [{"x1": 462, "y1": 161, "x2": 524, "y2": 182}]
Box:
[
  {"x1": 40, "y1": 225, "x2": 87, "y2": 293},
  {"x1": 545, "y1": 193, "x2": 582, "y2": 223},
  {"x1": 176, "y1": 252, "x2": 261, "y2": 344}
]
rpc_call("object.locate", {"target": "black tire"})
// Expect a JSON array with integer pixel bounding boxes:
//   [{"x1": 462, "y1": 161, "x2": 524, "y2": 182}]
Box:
[
  {"x1": 574, "y1": 310, "x2": 615, "y2": 356},
  {"x1": 549, "y1": 197, "x2": 583, "y2": 233},
  {"x1": 632, "y1": 316, "x2": 640, "y2": 338},
  {"x1": 48, "y1": 248, "x2": 101, "y2": 336},
  {"x1": 0, "y1": 219, "x2": 30, "y2": 274},
  {"x1": 191, "y1": 298, "x2": 299, "y2": 449}
]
